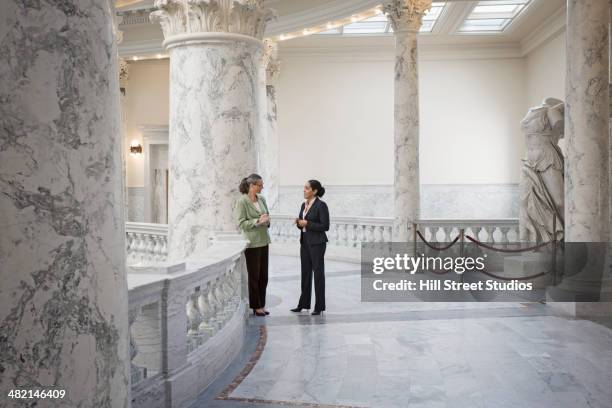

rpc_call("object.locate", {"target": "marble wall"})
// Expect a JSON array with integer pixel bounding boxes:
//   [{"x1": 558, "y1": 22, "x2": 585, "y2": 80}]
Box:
[
  {"x1": 0, "y1": 0, "x2": 129, "y2": 405},
  {"x1": 277, "y1": 184, "x2": 519, "y2": 219},
  {"x1": 128, "y1": 187, "x2": 146, "y2": 222}
]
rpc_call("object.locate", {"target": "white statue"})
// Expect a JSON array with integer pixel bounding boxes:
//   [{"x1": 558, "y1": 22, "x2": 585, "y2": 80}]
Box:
[{"x1": 519, "y1": 98, "x2": 565, "y2": 243}]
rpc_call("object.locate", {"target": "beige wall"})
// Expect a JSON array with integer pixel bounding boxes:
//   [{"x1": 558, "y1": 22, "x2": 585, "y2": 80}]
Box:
[
  {"x1": 276, "y1": 54, "x2": 526, "y2": 185},
  {"x1": 276, "y1": 59, "x2": 394, "y2": 185},
  {"x1": 525, "y1": 31, "x2": 566, "y2": 108},
  {"x1": 123, "y1": 37, "x2": 566, "y2": 188},
  {"x1": 125, "y1": 59, "x2": 169, "y2": 187}
]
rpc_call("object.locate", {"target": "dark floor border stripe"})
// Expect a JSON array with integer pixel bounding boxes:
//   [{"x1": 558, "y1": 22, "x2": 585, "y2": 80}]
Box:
[
  {"x1": 215, "y1": 325, "x2": 368, "y2": 408},
  {"x1": 216, "y1": 325, "x2": 268, "y2": 400},
  {"x1": 218, "y1": 396, "x2": 368, "y2": 408}
]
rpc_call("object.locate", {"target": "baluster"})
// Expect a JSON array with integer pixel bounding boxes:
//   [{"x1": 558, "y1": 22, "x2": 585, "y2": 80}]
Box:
[
  {"x1": 148, "y1": 235, "x2": 157, "y2": 261},
  {"x1": 207, "y1": 281, "x2": 221, "y2": 332},
  {"x1": 197, "y1": 287, "x2": 213, "y2": 342},
  {"x1": 135, "y1": 233, "x2": 145, "y2": 263},
  {"x1": 483, "y1": 226, "x2": 494, "y2": 243},
  {"x1": 213, "y1": 277, "x2": 228, "y2": 326},
  {"x1": 338, "y1": 224, "x2": 346, "y2": 246},
  {"x1": 508, "y1": 226, "x2": 518, "y2": 243},
  {"x1": 152, "y1": 236, "x2": 162, "y2": 262},
  {"x1": 186, "y1": 292, "x2": 202, "y2": 353},
  {"x1": 161, "y1": 235, "x2": 168, "y2": 261},
  {"x1": 443, "y1": 226, "x2": 451, "y2": 242},
  {"x1": 365, "y1": 225, "x2": 372, "y2": 244},
  {"x1": 128, "y1": 306, "x2": 141, "y2": 384},
  {"x1": 500, "y1": 227, "x2": 510, "y2": 244},
  {"x1": 373, "y1": 225, "x2": 381, "y2": 242},
  {"x1": 383, "y1": 225, "x2": 392, "y2": 242},
  {"x1": 471, "y1": 226, "x2": 481, "y2": 242},
  {"x1": 347, "y1": 224, "x2": 356, "y2": 247},
  {"x1": 354, "y1": 224, "x2": 363, "y2": 247},
  {"x1": 330, "y1": 223, "x2": 338, "y2": 244},
  {"x1": 423, "y1": 226, "x2": 430, "y2": 242},
  {"x1": 430, "y1": 227, "x2": 438, "y2": 243},
  {"x1": 126, "y1": 233, "x2": 134, "y2": 263}
]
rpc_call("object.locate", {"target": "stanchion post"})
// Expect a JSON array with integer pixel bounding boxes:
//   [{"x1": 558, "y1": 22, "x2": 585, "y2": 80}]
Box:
[
  {"x1": 460, "y1": 228, "x2": 465, "y2": 283},
  {"x1": 412, "y1": 222, "x2": 417, "y2": 258},
  {"x1": 551, "y1": 214, "x2": 557, "y2": 285}
]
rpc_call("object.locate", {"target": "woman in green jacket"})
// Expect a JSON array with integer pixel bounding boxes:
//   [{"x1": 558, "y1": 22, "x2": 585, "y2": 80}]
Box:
[{"x1": 235, "y1": 174, "x2": 271, "y2": 317}]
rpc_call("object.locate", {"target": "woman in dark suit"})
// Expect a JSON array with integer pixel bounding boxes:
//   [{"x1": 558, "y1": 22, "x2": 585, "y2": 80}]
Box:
[{"x1": 291, "y1": 180, "x2": 329, "y2": 315}]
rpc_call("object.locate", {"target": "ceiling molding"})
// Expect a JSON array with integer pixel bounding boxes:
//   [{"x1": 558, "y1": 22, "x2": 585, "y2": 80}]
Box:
[
  {"x1": 434, "y1": 1, "x2": 471, "y2": 35},
  {"x1": 119, "y1": 39, "x2": 163, "y2": 58},
  {"x1": 118, "y1": 8, "x2": 155, "y2": 27},
  {"x1": 265, "y1": 0, "x2": 382, "y2": 37},
  {"x1": 519, "y1": 5, "x2": 566, "y2": 56},
  {"x1": 279, "y1": 41, "x2": 523, "y2": 63}
]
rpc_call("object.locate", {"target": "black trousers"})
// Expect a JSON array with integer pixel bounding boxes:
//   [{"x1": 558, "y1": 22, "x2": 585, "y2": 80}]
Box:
[
  {"x1": 298, "y1": 243, "x2": 326, "y2": 311},
  {"x1": 244, "y1": 245, "x2": 268, "y2": 309}
]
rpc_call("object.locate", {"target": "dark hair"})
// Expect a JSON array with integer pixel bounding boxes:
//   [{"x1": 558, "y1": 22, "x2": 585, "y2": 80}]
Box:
[
  {"x1": 239, "y1": 173, "x2": 262, "y2": 194},
  {"x1": 308, "y1": 179, "x2": 325, "y2": 197}
]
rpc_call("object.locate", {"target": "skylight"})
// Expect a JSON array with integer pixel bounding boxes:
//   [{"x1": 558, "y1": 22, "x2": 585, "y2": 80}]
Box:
[
  {"x1": 314, "y1": 2, "x2": 446, "y2": 36},
  {"x1": 459, "y1": 0, "x2": 530, "y2": 33}
]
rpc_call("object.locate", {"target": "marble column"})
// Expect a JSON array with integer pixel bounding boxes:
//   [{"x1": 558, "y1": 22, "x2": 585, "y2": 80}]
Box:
[
  {"x1": 258, "y1": 40, "x2": 281, "y2": 211},
  {"x1": 565, "y1": 0, "x2": 610, "y2": 242},
  {"x1": 0, "y1": 0, "x2": 129, "y2": 406},
  {"x1": 385, "y1": 0, "x2": 431, "y2": 241},
  {"x1": 119, "y1": 58, "x2": 130, "y2": 220},
  {"x1": 151, "y1": 0, "x2": 275, "y2": 260}
]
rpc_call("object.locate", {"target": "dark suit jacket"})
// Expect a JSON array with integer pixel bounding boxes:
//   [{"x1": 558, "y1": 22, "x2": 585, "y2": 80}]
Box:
[{"x1": 297, "y1": 198, "x2": 329, "y2": 245}]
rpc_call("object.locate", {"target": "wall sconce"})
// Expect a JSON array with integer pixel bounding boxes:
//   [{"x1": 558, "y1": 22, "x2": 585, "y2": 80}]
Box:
[{"x1": 130, "y1": 140, "x2": 143, "y2": 155}]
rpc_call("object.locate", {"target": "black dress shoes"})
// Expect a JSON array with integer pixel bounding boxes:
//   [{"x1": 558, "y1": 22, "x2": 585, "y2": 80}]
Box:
[
  {"x1": 253, "y1": 310, "x2": 266, "y2": 316},
  {"x1": 311, "y1": 310, "x2": 323, "y2": 316},
  {"x1": 290, "y1": 307, "x2": 303, "y2": 313}
]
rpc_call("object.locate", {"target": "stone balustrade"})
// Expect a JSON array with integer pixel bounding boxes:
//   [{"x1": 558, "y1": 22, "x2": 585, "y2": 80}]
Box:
[
  {"x1": 125, "y1": 217, "x2": 520, "y2": 266},
  {"x1": 416, "y1": 219, "x2": 519, "y2": 243},
  {"x1": 126, "y1": 222, "x2": 169, "y2": 264},
  {"x1": 269, "y1": 214, "x2": 394, "y2": 247},
  {"x1": 127, "y1": 239, "x2": 248, "y2": 408}
]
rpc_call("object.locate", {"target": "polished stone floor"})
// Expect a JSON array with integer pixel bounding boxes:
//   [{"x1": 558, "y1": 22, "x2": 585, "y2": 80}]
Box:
[{"x1": 191, "y1": 255, "x2": 612, "y2": 408}]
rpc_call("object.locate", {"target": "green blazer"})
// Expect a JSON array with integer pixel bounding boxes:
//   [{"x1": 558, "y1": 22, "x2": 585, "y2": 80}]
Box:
[{"x1": 234, "y1": 194, "x2": 271, "y2": 248}]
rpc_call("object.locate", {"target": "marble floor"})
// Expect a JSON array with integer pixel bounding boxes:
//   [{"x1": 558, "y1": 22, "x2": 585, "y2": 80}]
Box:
[{"x1": 191, "y1": 255, "x2": 612, "y2": 408}]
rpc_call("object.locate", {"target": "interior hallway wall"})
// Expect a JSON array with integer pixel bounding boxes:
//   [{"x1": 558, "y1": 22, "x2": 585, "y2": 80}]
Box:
[{"x1": 122, "y1": 33, "x2": 567, "y2": 219}]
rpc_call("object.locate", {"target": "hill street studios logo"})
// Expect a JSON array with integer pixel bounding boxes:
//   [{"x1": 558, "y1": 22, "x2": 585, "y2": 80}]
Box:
[{"x1": 361, "y1": 243, "x2": 537, "y2": 302}]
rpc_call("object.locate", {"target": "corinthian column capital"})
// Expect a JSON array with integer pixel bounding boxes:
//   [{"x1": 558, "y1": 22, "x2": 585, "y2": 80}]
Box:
[
  {"x1": 383, "y1": 0, "x2": 432, "y2": 33},
  {"x1": 150, "y1": 0, "x2": 276, "y2": 41},
  {"x1": 263, "y1": 39, "x2": 280, "y2": 84}
]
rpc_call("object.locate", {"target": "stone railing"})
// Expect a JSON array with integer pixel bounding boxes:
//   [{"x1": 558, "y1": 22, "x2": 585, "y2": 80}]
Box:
[
  {"x1": 127, "y1": 238, "x2": 248, "y2": 408},
  {"x1": 126, "y1": 222, "x2": 168, "y2": 264},
  {"x1": 269, "y1": 215, "x2": 520, "y2": 245},
  {"x1": 416, "y1": 219, "x2": 519, "y2": 243},
  {"x1": 269, "y1": 214, "x2": 394, "y2": 247},
  {"x1": 125, "y1": 218, "x2": 520, "y2": 264}
]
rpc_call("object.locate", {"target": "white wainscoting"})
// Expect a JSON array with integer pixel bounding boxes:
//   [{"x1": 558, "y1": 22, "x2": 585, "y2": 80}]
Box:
[{"x1": 277, "y1": 184, "x2": 519, "y2": 219}]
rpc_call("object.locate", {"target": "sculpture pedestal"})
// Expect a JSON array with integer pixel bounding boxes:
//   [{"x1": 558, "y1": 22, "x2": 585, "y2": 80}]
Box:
[{"x1": 503, "y1": 252, "x2": 554, "y2": 289}]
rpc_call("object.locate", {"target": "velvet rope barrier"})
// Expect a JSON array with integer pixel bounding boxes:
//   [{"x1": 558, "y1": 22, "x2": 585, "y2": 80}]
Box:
[{"x1": 416, "y1": 230, "x2": 460, "y2": 251}]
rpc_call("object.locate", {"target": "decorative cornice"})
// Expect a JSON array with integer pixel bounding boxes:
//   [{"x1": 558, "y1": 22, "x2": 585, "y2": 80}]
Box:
[
  {"x1": 383, "y1": 0, "x2": 432, "y2": 33},
  {"x1": 114, "y1": 14, "x2": 124, "y2": 44},
  {"x1": 278, "y1": 40, "x2": 524, "y2": 62},
  {"x1": 519, "y1": 5, "x2": 566, "y2": 57},
  {"x1": 150, "y1": 0, "x2": 276, "y2": 42},
  {"x1": 262, "y1": 39, "x2": 280, "y2": 83},
  {"x1": 118, "y1": 7, "x2": 157, "y2": 26}
]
